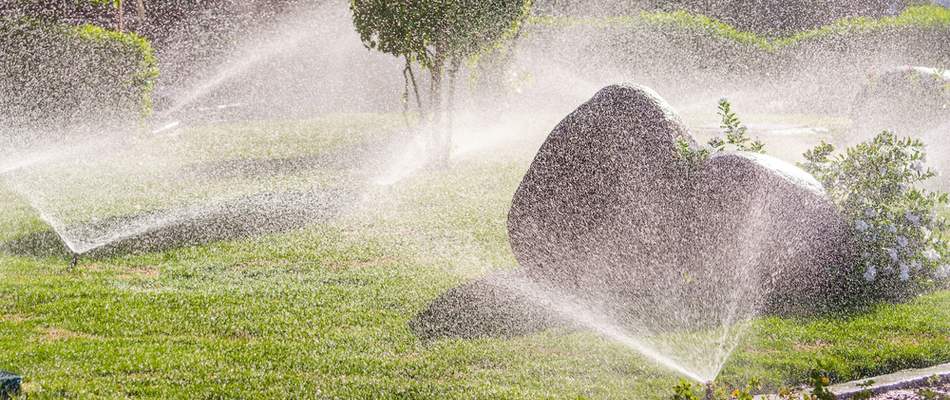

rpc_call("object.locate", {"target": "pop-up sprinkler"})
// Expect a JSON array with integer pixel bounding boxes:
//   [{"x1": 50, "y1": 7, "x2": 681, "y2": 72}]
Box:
[
  {"x1": 70, "y1": 252, "x2": 79, "y2": 270},
  {"x1": 0, "y1": 370, "x2": 22, "y2": 399}
]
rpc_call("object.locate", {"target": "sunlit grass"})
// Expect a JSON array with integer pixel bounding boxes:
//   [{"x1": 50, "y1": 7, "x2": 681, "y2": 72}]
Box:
[
  {"x1": 2, "y1": 114, "x2": 950, "y2": 398},
  {"x1": 4, "y1": 113, "x2": 401, "y2": 226},
  {"x1": 172, "y1": 113, "x2": 403, "y2": 162}
]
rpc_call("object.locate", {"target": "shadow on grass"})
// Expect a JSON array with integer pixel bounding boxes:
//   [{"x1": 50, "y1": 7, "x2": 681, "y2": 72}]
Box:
[
  {"x1": 177, "y1": 139, "x2": 398, "y2": 180},
  {"x1": 0, "y1": 188, "x2": 355, "y2": 261}
]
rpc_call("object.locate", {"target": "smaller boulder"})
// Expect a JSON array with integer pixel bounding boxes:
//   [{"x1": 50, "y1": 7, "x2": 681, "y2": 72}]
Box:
[
  {"x1": 408, "y1": 271, "x2": 577, "y2": 341},
  {"x1": 847, "y1": 66, "x2": 950, "y2": 146},
  {"x1": 922, "y1": 121, "x2": 950, "y2": 191}
]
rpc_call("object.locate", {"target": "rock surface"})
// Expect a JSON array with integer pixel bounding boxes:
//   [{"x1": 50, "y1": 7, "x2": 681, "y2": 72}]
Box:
[{"x1": 413, "y1": 83, "x2": 854, "y2": 340}]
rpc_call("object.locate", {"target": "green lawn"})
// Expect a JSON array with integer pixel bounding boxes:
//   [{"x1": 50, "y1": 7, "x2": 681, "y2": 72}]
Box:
[{"x1": 2, "y1": 114, "x2": 950, "y2": 399}]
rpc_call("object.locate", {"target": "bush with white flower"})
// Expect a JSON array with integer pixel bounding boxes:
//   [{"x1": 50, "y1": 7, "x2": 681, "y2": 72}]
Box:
[{"x1": 801, "y1": 131, "x2": 950, "y2": 299}]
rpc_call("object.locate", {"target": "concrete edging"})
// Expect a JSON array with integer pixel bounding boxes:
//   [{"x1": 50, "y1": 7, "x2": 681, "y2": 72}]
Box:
[
  {"x1": 830, "y1": 362, "x2": 950, "y2": 399},
  {"x1": 756, "y1": 363, "x2": 950, "y2": 399}
]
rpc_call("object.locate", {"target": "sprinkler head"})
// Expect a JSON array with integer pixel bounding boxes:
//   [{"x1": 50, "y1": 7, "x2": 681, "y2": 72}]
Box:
[
  {"x1": 70, "y1": 252, "x2": 79, "y2": 270},
  {"x1": 704, "y1": 381, "x2": 715, "y2": 400}
]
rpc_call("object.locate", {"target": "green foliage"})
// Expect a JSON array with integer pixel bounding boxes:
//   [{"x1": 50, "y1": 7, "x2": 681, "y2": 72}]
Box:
[
  {"x1": 350, "y1": 0, "x2": 530, "y2": 69},
  {"x1": 669, "y1": 376, "x2": 759, "y2": 400},
  {"x1": 801, "y1": 132, "x2": 950, "y2": 299},
  {"x1": 761, "y1": 365, "x2": 837, "y2": 400},
  {"x1": 675, "y1": 99, "x2": 763, "y2": 167},
  {"x1": 671, "y1": 378, "x2": 702, "y2": 400},
  {"x1": 807, "y1": 365, "x2": 836, "y2": 400},
  {"x1": 917, "y1": 389, "x2": 950, "y2": 400},
  {"x1": 788, "y1": 5, "x2": 950, "y2": 42},
  {"x1": 917, "y1": 377, "x2": 950, "y2": 400},
  {"x1": 0, "y1": 16, "x2": 157, "y2": 133},
  {"x1": 88, "y1": 0, "x2": 122, "y2": 7},
  {"x1": 715, "y1": 99, "x2": 765, "y2": 153},
  {"x1": 729, "y1": 377, "x2": 759, "y2": 400},
  {"x1": 853, "y1": 380, "x2": 876, "y2": 400},
  {"x1": 675, "y1": 137, "x2": 711, "y2": 169}
]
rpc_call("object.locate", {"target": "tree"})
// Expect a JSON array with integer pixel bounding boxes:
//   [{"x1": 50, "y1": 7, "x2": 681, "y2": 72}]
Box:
[
  {"x1": 88, "y1": 0, "x2": 140, "y2": 32},
  {"x1": 351, "y1": 0, "x2": 530, "y2": 167}
]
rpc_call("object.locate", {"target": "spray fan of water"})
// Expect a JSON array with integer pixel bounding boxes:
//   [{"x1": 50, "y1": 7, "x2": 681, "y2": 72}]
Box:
[{"x1": 480, "y1": 273, "x2": 760, "y2": 383}]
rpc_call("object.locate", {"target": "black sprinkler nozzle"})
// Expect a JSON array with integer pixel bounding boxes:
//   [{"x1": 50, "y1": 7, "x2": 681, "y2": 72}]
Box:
[{"x1": 70, "y1": 252, "x2": 79, "y2": 270}]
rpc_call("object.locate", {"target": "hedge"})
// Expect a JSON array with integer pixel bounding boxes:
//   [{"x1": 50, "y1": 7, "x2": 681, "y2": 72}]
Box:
[
  {"x1": 521, "y1": 5, "x2": 950, "y2": 115},
  {"x1": 0, "y1": 16, "x2": 158, "y2": 136}
]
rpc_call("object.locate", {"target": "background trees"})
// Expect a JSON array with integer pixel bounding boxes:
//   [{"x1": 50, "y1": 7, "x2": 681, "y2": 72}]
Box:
[{"x1": 350, "y1": 0, "x2": 530, "y2": 166}]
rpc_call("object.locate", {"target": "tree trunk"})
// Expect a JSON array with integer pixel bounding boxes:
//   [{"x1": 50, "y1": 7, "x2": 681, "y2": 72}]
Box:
[
  {"x1": 136, "y1": 0, "x2": 145, "y2": 23},
  {"x1": 117, "y1": 0, "x2": 124, "y2": 32},
  {"x1": 443, "y1": 58, "x2": 461, "y2": 167},
  {"x1": 427, "y1": 46, "x2": 446, "y2": 169},
  {"x1": 403, "y1": 57, "x2": 411, "y2": 127},
  {"x1": 407, "y1": 61, "x2": 422, "y2": 112}
]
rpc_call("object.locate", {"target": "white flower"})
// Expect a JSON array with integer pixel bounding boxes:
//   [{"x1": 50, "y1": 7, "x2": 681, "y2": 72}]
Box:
[
  {"x1": 913, "y1": 160, "x2": 923, "y2": 171},
  {"x1": 912, "y1": 260, "x2": 922, "y2": 270},
  {"x1": 906, "y1": 211, "x2": 919, "y2": 224},
  {"x1": 855, "y1": 220, "x2": 869, "y2": 231},
  {"x1": 889, "y1": 224, "x2": 898, "y2": 233},
  {"x1": 866, "y1": 209, "x2": 877, "y2": 217},
  {"x1": 937, "y1": 265, "x2": 949, "y2": 279},
  {"x1": 899, "y1": 263, "x2": 910, "y2": 281},
  {"x1": 880, "y1": 166, "x2": 888, "y2": 174},
  {"x1": 897, "y1": 236, "x2": 909, "y2": 247},
  {"x1": 924, "y1": 247, "x2": 941, "y2": 261},
  {"x1": 899, "y1": 182, "x2": 909, "y2": 193},
  {"x1": 864, "y1": 265, "x2": 877, "y2": 281},
  {"x1": 887, "y1": 247, "x2": 899, "y2": 261}
]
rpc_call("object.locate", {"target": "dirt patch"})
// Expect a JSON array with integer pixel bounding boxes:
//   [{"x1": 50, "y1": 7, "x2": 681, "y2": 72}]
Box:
[
  {"x1": 36, "y1": 326, "x2": 91, "y2": 341},
  {"x1": 327, "y1": 257, "x2": 397, "y2": 270},
  {"x1": 119, "y1": 265, "x2": 161, "y2": 278},
  {"x1": 1, "y1": 314, "x2": 29, "y2": 323},
  {"x1": 792, "y1": 340, "x2": 830, "y2": 352}
]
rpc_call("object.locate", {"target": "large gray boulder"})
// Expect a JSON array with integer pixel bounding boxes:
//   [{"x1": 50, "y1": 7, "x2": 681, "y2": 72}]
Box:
[
  {"x1": 509, "y1": 83, "x2": 853, "y2": 320},
  {"x1": 412, "y1": 84, "x2": 854, "y2": 341}
]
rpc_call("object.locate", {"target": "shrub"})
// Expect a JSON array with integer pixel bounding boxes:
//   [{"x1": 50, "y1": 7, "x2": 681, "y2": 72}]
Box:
[
  {"x1": 0, "y1": 16, "x2": 158, "y2": 137},
  {"x1": 801, "y1": 131, "x2": 950, "y2": 303}
]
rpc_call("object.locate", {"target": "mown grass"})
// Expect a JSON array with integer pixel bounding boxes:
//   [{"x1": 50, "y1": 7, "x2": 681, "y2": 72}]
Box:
[{"x1": 2, "y1": 114, "x2": 950, "y2": 399}]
